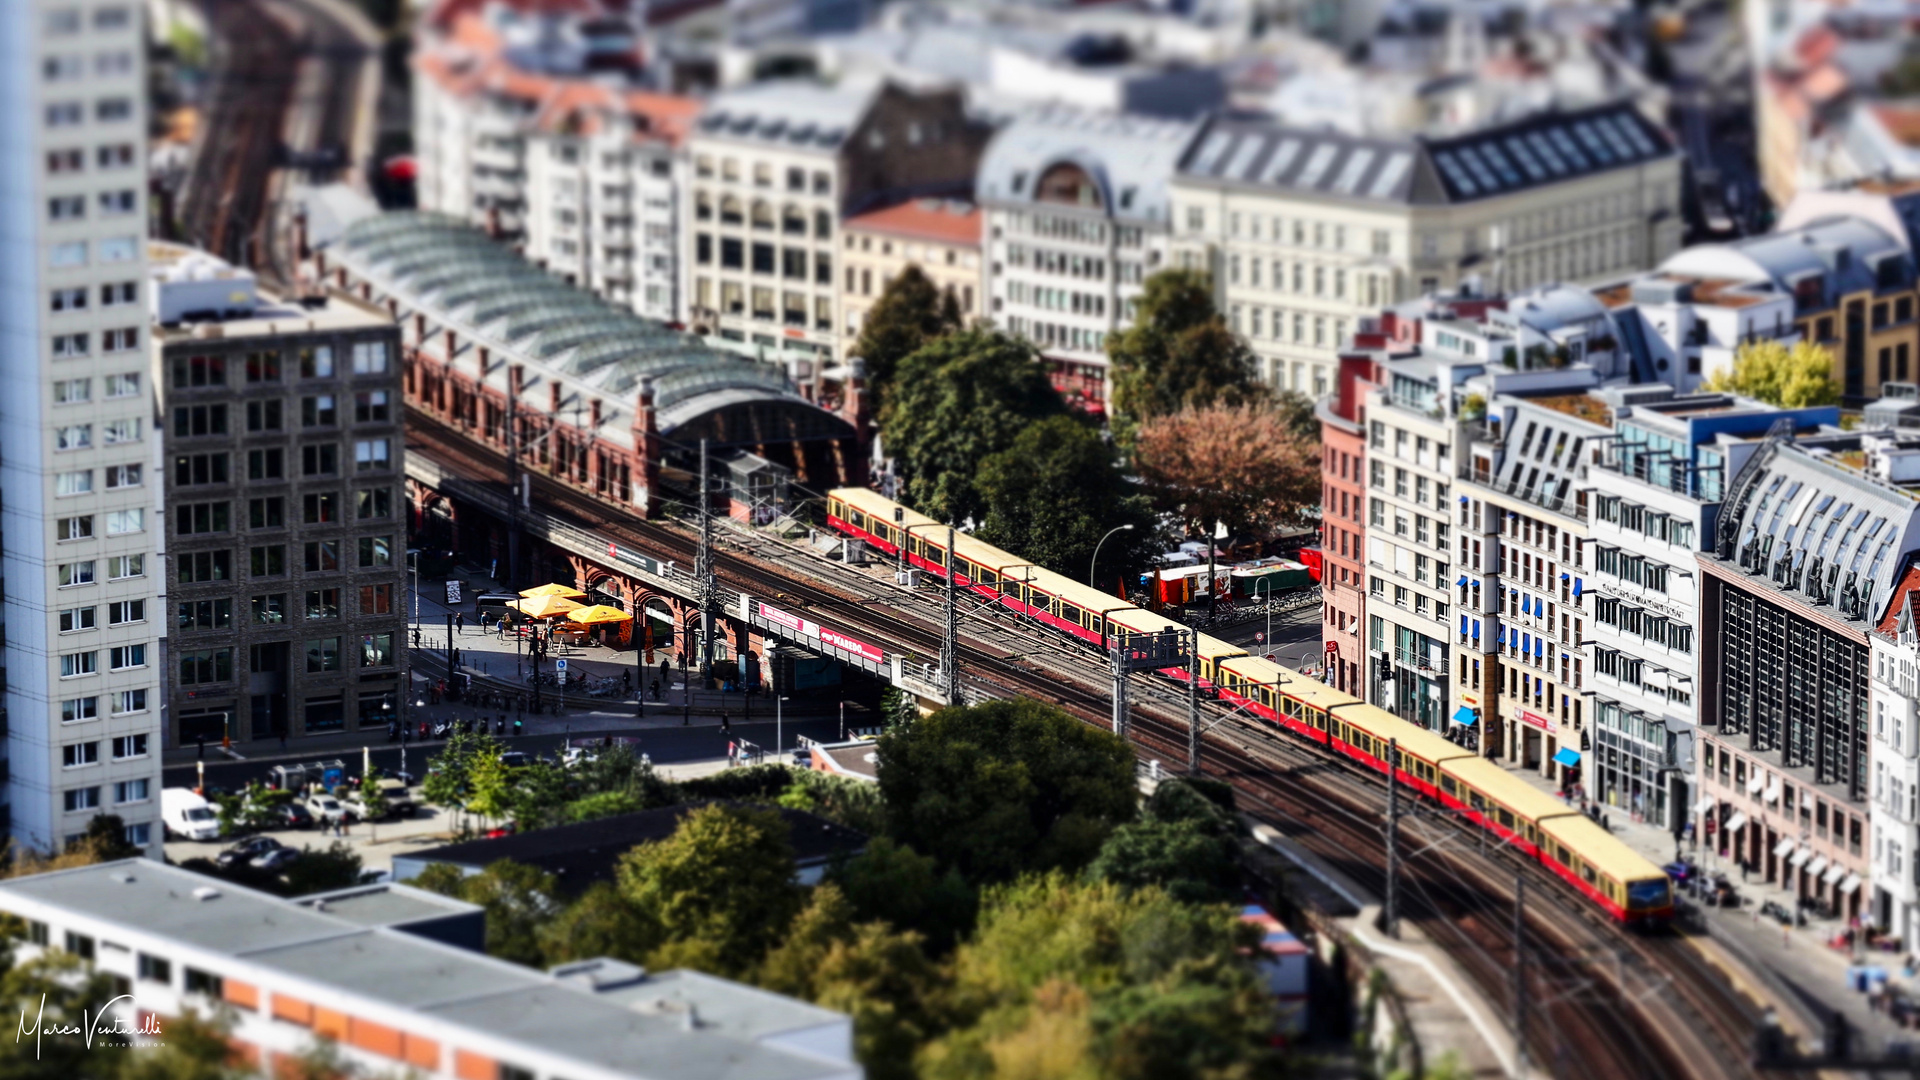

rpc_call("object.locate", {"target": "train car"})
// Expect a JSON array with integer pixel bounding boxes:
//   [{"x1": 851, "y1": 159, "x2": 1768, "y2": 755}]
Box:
[
  {"x1": 823, "y1": 488, "x2": 1671, "y2": 924},
  {"x1": 1231, "y1": 558, "x2": 1313, "y2": 599}
]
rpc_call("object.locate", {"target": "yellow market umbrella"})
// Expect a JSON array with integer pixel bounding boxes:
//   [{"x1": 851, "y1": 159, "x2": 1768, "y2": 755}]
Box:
[
  {"x1": 508, "y1": 594, "x2": 584, "y2": 619},
  {"x1": 520, "y1": 582, "x2": 587, "y2": 599},
  {"x1": 566, "y1": 605, "x2": 635, "y2": 626}
]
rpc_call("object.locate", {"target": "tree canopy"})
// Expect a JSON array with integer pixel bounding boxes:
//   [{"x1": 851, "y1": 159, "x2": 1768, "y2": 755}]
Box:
[
  {"x1": 974, "y1": 415, "x2": 1160, "y2": 584},
  {"x1": 615, "y1": 803, "x2": 806, "y2": 976},
  {"x1": 1087, "y1": 779, "x2": 1242, "y2": 904},
  {"x1": 879, "y1": 329, "x2": 1068, "y2": 524},
  {"x1": 852, "y1": 264, "x2": 964, "y2": 409},
  {"x1": 1106, "y1": 269, "x2": 1269, "y2": 442},
  {"x1": 1134, "y1": 403, "x2": 1321, "y2": 541},
  {"x1": 1705, "y1": 338, "x2": 1840, "y2": 408},
  {"x1": 877, "y1": 698, "x2": 1138, "y2": 882}
]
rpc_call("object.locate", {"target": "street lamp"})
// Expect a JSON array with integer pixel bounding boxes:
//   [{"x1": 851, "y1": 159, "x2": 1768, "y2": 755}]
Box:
[{"x1": 1090, "y1": 524, "x2": 1137, "y2": 589}]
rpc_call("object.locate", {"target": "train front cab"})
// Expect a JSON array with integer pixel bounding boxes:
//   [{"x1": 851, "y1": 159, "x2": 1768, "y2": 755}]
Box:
[{"x1": 1538, "y1": 814, "x2": 1675, "y2": 924}]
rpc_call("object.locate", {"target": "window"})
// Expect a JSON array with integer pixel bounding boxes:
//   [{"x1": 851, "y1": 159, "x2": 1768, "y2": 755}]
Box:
[
  {"x1": 61, "y1": 698, "x2": 96, "y2": 723},
  {"x1": 357, "y1": 536, "x2": 393, "y2": 568},
  {"x1": 304, "y1": 541, "x2": 340, "y2": 572},
  {"x1": 176, "y1": 551, "x2": 231, "y2": 583},
  {"x1": 356, "y1": 488, "x2": 392, "y2": 520},
  {"x1": 62, "y1": 930, "x2": 96, "y2": 961},
  {"x1": 361, "y1": 583, "x2": 394, "y2": 614},
  {"x1": 246, "y1": 400, "x2": 283, "y2": 431},
  {"x1": 183, "y1": 969, "x2": 223, "y2": 998},
  {"x1": 56, "y1": 514, "x2": 93, "y2": 541},
  {"x1": 95, "y1": 98, "x2": 133, "y2": 122},
  {"x1": 60, "y1": 651, "x2": 96, "y2": 678},
  {"x1": 354, "y1": 390, "x2": 390, "y2": 423},
  {"x1": 249, "y1": 545, "x2": 286, "y2": 577},
  {"x1": 302, "y1": 445, "x2": 338, "y2": 476},
  {"x1": 106, "y1": 464, "x2": 140, "y2": 490},
  {"x1": 102, "y1": 417, "x2": 140, "y2": 445},
  {"x1": 49, "y1": 194, "x2": 84, "y2": 220},
  {"x1": 302, "y1": 395, "x2": 336, "y2": 426},
  {"x1": 100, "y1": 281, "x2": 137, "y2": 307},
  {"x1": 361, "y1": 632, "x2": 395, "y2": 667},
  {"x1": 136, "y1": 953, "x2": 168, "y2": 984},
  {"x1": 299, "y1": 346, "x2": 334, "y2": 378},
  {"x1": 247, "y1": 351, "x2": 283, "y2": 382},
  {"x1": 46, "y1": 148, "x2": 83, "y2": 173},
  {"x1": 112, "y1": 735, "x2": 148, "y2": 760},
  {"x1": 174, "y1": 404, "x2": 228, "y2": 437},
  {"x1": 45, "y1": 101, "x2": 83, "y2": 127},
  {"x1": 252, "y1": 594, "x2": 287, "y2": 624},
  {"x1": 51, "y1": 332, "x2": 88, "y2": 359},
  {"x1": 98, "y1": 190, "x2": 136, "y2": 217},
  {"x1": 249, "y1": 448, "x2": 285, "y2": 480},
  {"x1": 58, "y1": 561, "x2": 94, "y2": 587},
  {"x1": 175, "y1": 599, "x2": 230, "y2": 631},
  {"x1": 58, "y1": 607, "x2": 95, "y2": 633},
  {"x1": 112, "y1": 689, "x2": 146, "y2": 717},
  {"x1": 55, "y1": 470, "x2": 91, "y2": 497},
  {"x1": 178, "y1": 649, "x2": 233, "y2": 685},
  {"x1": 108, "y1": 600, "x2": 143, "y2": 625},
  {"x1": 109, "y1": 644, "x2": 145, "y2": 671},
  {"x1": 354, "y1": 439, "x2": 391, "y2": 471},
  {"x1": 104, "y1": 372, "x2": 138, "y2": 398},
  {"x1": 301, "y1": 493, "x2": 339, "y2": 525},
  {"x1": 249, "y1": 497, "x2": 285, "y2": 529},
  {"x1": 115, "y1": 779, "x2": 150, "y2": 805},
  {"x1": 306, "y1": 637, "x2": 342, "y2": 673},
  {"x1": 351, "y1": 341, "x2": 389, "y2": 374},
  {"x1": 105, "y1": 509, "x2": 142, "y2": 535},
  {"x1": 106, "y1": 555, "x2": 141, "y2": 579},
  {"x1": 62, "y1": 789, "x2": 98, "y2": 815},
  {"x1": 54, "y1": 424, "x2": 90, "y2": 450},
  {"x1": 51, "y1": 287, "x2": 87, "y2": 312},
  {"x1": 305, "y1": 589, "x2": 340, "y2": 620}
]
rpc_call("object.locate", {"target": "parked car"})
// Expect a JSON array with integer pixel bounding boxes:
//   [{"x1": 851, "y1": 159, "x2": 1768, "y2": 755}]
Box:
[
  {"x1": 217, "y1": 836, "x2": 284, "y2": 868},
  {"x1": 499, "y1": 751, "x2": 531, "y2": 770},
  {"x1": 305, "y1": 793, "x2": 348, "y2": 825},
  {"x1": 253, "y1": 848, "x2": 300, "y2": 871},
  {"x1": 272, "y1": 803, "x2": 316, "y2": 830},
  {"x1": 161, "y1": 788, "x2": 220, "y2": 842},
  {"x1": 344, "y1": 782, "x2": 414, "y2": 822}
]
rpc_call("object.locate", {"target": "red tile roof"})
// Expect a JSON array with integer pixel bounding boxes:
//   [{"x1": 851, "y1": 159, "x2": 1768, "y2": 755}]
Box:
[
  {"x1": 842, "y1": 200, "x2": 981, "y2": 246},
  {"x1": 1878, "y1": 556, "x2": 1920, "y2": 637}
]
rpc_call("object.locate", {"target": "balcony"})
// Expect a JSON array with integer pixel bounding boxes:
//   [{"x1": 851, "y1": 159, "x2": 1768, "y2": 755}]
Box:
[{"x1": 1390, "y1": 646, "x2": 1449, "y2": 676}]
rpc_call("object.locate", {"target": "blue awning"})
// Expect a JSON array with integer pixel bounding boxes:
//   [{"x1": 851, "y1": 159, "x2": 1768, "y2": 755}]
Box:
[
  {"x1": 1560, "y1": 572, "x2": 1570, "y2": 581},
  {"x1": 1534, "y1": 637, "x2": 1544, "y2": 658},
  {"x1": 1459, "y1": 496, "x2": 1469, "y2": 505},
  {"x1": 1573, "y1": 578, "x2": 1583, "y2": 597},
  {"x1": 1456, "y1": 576, "x2": 1468, "y2": 587},
  {"x1": 1452, "y1": 706, "x2": 1477, "y2": 727},
  {"x1": 1472, "y1": 620, "x2": 1481, "y2": 637},
  {"x1": 1460, "y1": 615, "x2": 1469, "y2": 634},
  {"x1": 1553, "y1": 748, "x2": 1582, "y2": 768},
  {"x1": 1497, "y1": 627, "x2": 1507, "y2": 644}
]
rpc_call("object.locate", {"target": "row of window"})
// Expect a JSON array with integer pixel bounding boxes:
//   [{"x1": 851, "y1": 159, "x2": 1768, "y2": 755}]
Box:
[
  {"x1": 169, "y1": 393, "x2": 392, "y2": 439},
  {"x1": 164, "y1": 441, "x2": 392, "y2": 483},
  {"x1": 54, "y1": 509, "x2": 143, "y2": 540},
  {"x1": 1004, "y1": 316, "x2": 1108, "y2": 355},
  {"x1": 692, "y1": 235, "x2": 832, "y2": 284},
  {"x1": 1230, "y1": 306, "x2": 1351, "y2": 351},
  {"x1": 999, "y1": 212, "x2": 1144, "y2": 248},
  {"x1": 1369, "y1": 460, "x2": 1451, "y2": 509},
  {"x1": 178, "y1": 584, "x2": 395, "y2": 632},
  {"x1": 45, "y1": 143, "x2": 137, "y2": 175},
  {"x1": 61, "y1": 734, "x2": 148, "y2": 768},
  {"x1": 692, "y1": 158, "x2": 832, "y2": 195},
  {"x1": 175, "y1": 536, "x2": 396, "y2": 584},
  {"x1": 53, "y1": 417, "x2": 140, "y2": 450},
  {"x1": 58, "y1": 642, "x2": 147, "y2": 678},
  {"x1": 61, "y1": 781, "x2": 150, "y2": 813},
  {"x1": 49, "y1": 235, "x2": 137, "y2": 270},
  {"x1": 169, "y1": 343, "x2": 391, "y2": 390},
  {"x1": 60, "y1": 692, "x2": 148, "y2": 724},
  {"x1": 1593, "y1": 597, "x2": 1694, "y2": 653},
  {"x1": 173, "y1": 490, "x2": 393, "y2": 531},
  {"x1": 52, "y1": 326, "x2": 139, "y2": 358},
  {"x1": 47, "y1": 189, "x2": 138, "y2": 221},
  {"x1": 56, "y1": 555, "x2": 142, "y2": 587},
  {"x1": 43, "y1": 7, "x2": 135, "y2": 35},
  {"x1": 177, "y1": 633, "x2": 396, "y2": 685},
  {"x1": 1594, "y1": 545, "x2": 1671, "y2": 593},
  {"x1": 1367, "y1": 498, "x2": 1452, "y2": 550},
  {"x1": 53, "y1": 371, "x2": 140, "y2": 404},
  {"x1": 693, "y1": 193, "x2": 833, "y2": 237},
  {"x1": 1004, "y1": 281, "x2": 1105, "y2": 317},
  {"x1": 689, "y1": 279, "x2": 832, "y2": 330},
  {"x1": 57, "y1": 599, "x2": 143, "y2": 632},
  {"x1": 44, "y1": 97, "x2": 134, "y2": 128},
  {"x1": 1594, "y1": 495, "x2": 1696, "y2": 548}
]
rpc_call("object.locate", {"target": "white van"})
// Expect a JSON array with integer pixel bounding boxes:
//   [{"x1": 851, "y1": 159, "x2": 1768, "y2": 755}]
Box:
[{"x1": 161, "y1": 787, "x2": 220, "y2": 842}]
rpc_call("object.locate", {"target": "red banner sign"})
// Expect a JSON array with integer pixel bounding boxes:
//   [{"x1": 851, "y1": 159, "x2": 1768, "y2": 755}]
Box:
[
  {"x1": 1519, "y1": 709, "x2": 1553, "y2": 732},
  {"x1": 758, "y1": 602, "x2": 884, "y2": 664}
]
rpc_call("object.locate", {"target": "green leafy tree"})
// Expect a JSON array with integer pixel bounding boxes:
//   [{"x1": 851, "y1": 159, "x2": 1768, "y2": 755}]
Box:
[
  {"x1": 280, "y1": 841, "x2": 364, "y2": 896},
  {"x1": 502, "y1": 760, "x2": 574, "y2": 830},
  {"x1": 974, "y1": 415, "x2": 1160, "y2": 583},
  {"x1": 465, "y1": 752, "x2": 513, "y2": 827},
  {"x1": 563, "y1": 789, "x2": 649, "y2": 824},
  {"x1": 413, "y1": 859, "x2": 559, "y2": 967},
  {"x1": 1087, "y1": 820, "x2": 1239, "y2": 904},
  {"x1": 69, "y1": 814, "x2": 140, "y2": 861},
  {"x1": 421, "y1": 731, "x2": 504, "y2": 830},
  {"x1": 829, "y1": 837, "x2": 977, "y2": 952},
  {"x1": 775, "y1": 771, "x2": 889, "y2": 835},
  {"x1": 538, "y1": 881, "x2": 654, "y2": 966},
  {"x1": 852, "y1": 264, "x2": 963, "y2": 409},
  {"x1": 1134, "y1": 402, "x2": 1322, "y2": 543},
  {"x1": 1106, "y1": 269, "x2": 1269, "y2": 444},
  {"x1": 615, "y1": 804, "x2": 806, "y2": 976},
  {"x1": 1272, "y1": 388, "x2": 1319, "y2": 441},
  {"x1": 877, "y1": 698, "x2": 1137, "y2": 883},
  {"x1": 357, "y1": 767, "x2": 390, "y2": 822},
  {"x1": 0, "y1": 953, "x2": 125, "y2": 1078},
  {"x1": 1705, "y1": 338, "x2": 1841, "y2": 407},
  {"x1": 879, "y1": 329, "x2": 1067, "y2": 525}
]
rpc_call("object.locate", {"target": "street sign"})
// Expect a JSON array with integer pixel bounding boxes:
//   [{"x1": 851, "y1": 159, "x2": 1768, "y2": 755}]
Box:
[
  {"x1": 1325, "y1": 641, "x2": 1339, "y2": 653},
  {"x1": 1256, "y1": 631, "x2": 1266, "y2": 644},
  {"x1": 555, "y1": 658, "x2": 569, "y2": 673}
]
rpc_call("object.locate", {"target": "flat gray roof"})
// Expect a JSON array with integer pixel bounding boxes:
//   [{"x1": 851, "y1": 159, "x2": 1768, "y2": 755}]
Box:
[{"x1": 294, "y1": 882, "x2": 481, "y2": 927}]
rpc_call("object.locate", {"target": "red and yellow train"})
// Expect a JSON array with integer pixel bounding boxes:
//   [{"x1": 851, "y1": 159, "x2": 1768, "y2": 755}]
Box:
[{"x1": 828, "y1": 487, "x2": 1674, "y2": 923}]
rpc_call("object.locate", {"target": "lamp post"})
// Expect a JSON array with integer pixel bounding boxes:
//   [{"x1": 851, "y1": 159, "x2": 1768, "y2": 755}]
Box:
[{"x1": 1089, "y1": 524, "x2": 1136, "y2": 589}]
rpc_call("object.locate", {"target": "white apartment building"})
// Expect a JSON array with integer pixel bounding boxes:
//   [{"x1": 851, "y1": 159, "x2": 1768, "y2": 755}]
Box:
[
  {"x1": 977, "y1": 108, "x2": 1195, "y2": 411},
  {"x1": 0, "y1": 0, "x2": 164, "y2": 854},
  {"x1": 1871, "y1": 576, "x2": 1920, "y2": 946},
  {"x1": 1170, "y1": 101, "x2": 1684, "y2": 398},
  {"x1": 522, "y1": 91, "x2": 700, "y2": 323}
]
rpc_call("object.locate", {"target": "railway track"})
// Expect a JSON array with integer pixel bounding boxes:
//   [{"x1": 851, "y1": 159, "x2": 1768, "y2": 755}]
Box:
[{"x1": 405, "y1": 411, "x2": 1766, "y2": 1077}]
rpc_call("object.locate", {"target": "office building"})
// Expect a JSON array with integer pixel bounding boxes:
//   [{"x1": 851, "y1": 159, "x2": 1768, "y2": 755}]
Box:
[
  {"x1": 1871, "y1": 563, "x2": 1920, "y2": 943},
  {"x1": 839, "y1": 198, "x2": 984, "y2": 350},
  {"x1": 0, "y1": 0, "x2": 163, "y2": 854},
  {"x1": 152, "y1": 245, "x2": 407, "y2": 745},
  {"x1": 0, "y1": 860, "x2": 863, "y2": 1080}
]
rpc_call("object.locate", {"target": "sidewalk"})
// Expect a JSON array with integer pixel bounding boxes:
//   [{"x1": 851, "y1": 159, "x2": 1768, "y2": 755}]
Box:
[{"x1": 1497, "y1": 761, "x2": 1913, "y2": 1051}]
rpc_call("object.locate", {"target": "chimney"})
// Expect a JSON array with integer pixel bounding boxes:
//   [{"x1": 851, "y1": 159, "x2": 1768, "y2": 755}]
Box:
[
  {"x1": 446, "y1": 328, "x2": 458, "y2": 360},
  {"x1": 550, "y1": 381, "x2": 562, "y2": 413},
  {"x1": 509, "y1": 364, "x2": 524, "y2": 399},
  {"x1": 590, "y1": 398, "x2": 602, "y2": 428},
  {"x1": 636, "y1": 377, "x2": 661, "y2": 518},
  {"x1": 477, "y1": 345, "x2": 490, "y2": 379}
]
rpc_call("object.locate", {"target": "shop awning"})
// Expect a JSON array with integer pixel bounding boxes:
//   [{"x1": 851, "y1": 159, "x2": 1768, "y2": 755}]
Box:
[
  {"x1": 1725, "y1": 812, "x2": 1748, "y2": 831},
  {"x1": 1789, "y1": 847, "x2": 1813, "y2": 868},
  {"x1": 1692, "y1": 797, "x2": 1716, "y2": 814},
  {"x1": 1452, "y1": 705, "x2": 1477, "y2": 727},
  {"x1": 1553, "y1": 747, "x2": 1581, "y2": 767},
  {"x1": 1840, "y1": 874, "x2": 1863, "y2": 895},
  {"x1": 1823, "y1": 864, "x2": 1846, "y2": 885},
  {"x1": 1764, "y1": 778, "x2": 1781, "y2": 804},
  {"x1": 1747, "y1": 773, "x2": 1765, "y2": 794},
  {"x1": 1774, "y1": 838, "x2": 1798, "y2": 858},
  {"x1": 1806, "y1": 855, "x2": 1830, "y2": 877}
]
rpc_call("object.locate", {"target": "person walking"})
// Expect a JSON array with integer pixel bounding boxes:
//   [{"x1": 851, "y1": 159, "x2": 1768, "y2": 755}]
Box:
[
  {"x1": 721, "y1": 712, "x2": 731, "y2": 735},
  {"x1": 650, "y1": 679, "x2": 660, "y2": 702},
  {"x1": 455, "y1": 612, "x2": 465, "y2": 634}
]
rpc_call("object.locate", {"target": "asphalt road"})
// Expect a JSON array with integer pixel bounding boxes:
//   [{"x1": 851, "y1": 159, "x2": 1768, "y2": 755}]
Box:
[{"x1": 162, "y1": 718, "x2": 846, "y2": 791}]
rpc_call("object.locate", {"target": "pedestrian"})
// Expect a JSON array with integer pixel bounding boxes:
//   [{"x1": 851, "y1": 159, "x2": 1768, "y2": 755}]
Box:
[
  {"x1": 660, "y1": 658, "x2": 671, "y2": 687},
  {"x1": 651, "y1": 679, "x2": 661, "y2": 701},
  {"x1": 456, "y1": 612, "x2": 465, "y2": 634},
  {"x1": 624, "y1": 671, "x2": 633, "y2": 694},
  {"x1": 721, "y1": 712, "x2": 731, "y2": 734},
  {"x1": 412, "y1": 627, "x2": 421, "y2": 648}
]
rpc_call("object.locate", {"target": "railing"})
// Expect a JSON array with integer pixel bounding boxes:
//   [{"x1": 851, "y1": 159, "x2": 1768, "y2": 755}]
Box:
[{"x1": 1390, "y1": 646, "x2": 1449, "y2": 676}]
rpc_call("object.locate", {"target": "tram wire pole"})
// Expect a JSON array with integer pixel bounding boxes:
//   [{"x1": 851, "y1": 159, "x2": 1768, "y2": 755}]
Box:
[
  {"x1": 1514, "y1": 874, "x2": 1529, "y2": 1079},
  {"x1": 1186, "y1": 633, "x2": 1200, "y2": 775},
  {"x1": 942, "y1": 527, "x2": 961, "y2": 706},
  {"x1": 1386, "y1": 737, "x2": 1400, "y2": 939},
  {"x1": 697, "y1": 438, "x2": 716, "y2": 688}
]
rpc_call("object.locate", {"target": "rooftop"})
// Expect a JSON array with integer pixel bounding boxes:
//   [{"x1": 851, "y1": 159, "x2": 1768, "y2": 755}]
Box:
[
  {"x1": 976, "y1": 105, "x2": 1200, "y2": 225},
  {"x1": 842, "y1": 199, "x2": 981, "y2": 246},
  {"x1": 693, "y1": 78, "x2": 880, "y2": 152},
  {"x1": 1528, "y1": 393, "x2": 1613, "y2": 426},
  {"x1": 293, "y1": 882, "x2": 483, "y2": 928}
]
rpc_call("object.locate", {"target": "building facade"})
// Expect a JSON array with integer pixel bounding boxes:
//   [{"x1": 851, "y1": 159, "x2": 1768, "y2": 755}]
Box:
[
  {"x1": 684, "y1": 80, "x2": 989, "y2": 363},
  {"x1": 977, "y1": 109, "x2": 1195, "y2": 412},
  {"x1": 1171, "y1": 102, "x2": 1685, "y2": 398},
  {"x1": 153, "y1": 249, "x2": 407, "y2": 745},
  {"x1": 1871, "y1": 566, "x2": 1920, "y2": 945},
  {"x1": 1318, "y1": 357, "x2": 1373, "y2": 695},
  {"x1": 839, "y1": 198, "x2": 983, "y2": 350},
  {"x1": 0, "y1": 0, "x2": 163, "y2": 854}
]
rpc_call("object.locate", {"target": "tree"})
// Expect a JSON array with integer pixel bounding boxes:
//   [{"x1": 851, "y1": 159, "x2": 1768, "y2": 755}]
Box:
[
  {"x1": 357, "y1": 767, "x2": 390, "y2": 823},
  {"x1": 414, "y1": 859, "x2": 559, "y2": 967},
  {"x1": 879, "y1": 329, "x2": 1067, "y2": 525},
  {"x1": 538, "y1": 881, "x2": 653, "y2": 966},
  {"x1": 829, "y1": 837, "x2": 977, "y2": 953},
  {"x1": 852, "y1": 264, "x2": 963, "y2": 409},
  {"x1": 464, "y1": 751, "x2": 513, "y2": 827},
  {"x1": 615, "y1": 803, "x2": 805, "y2": 976},
  {"x1": 280, "y1": 841, "x2": 364, "y2": 896},
  {"x1": 1705, "y1": 338, "x2": 1841, "y2": 408},
  {"x1": 974, "y1": 415, "x2": 1160, "y2": 582},
  {"x1": 1134, "y1": 403, "x2": 1321, "y2": 542},
  {"x1": 1086, "y1": 820, "x2": 1239, "y2": 904},
  {"x1": 69, "y1": 814, "x2": 140, "y2": 862},
  {"x1": 1106, "y1": 269, "x2": 1269, "y2": 443},
  {"x1": 0, "y1": 953, "x2": 128, "y2": 1078},
  {"x1": 1271, "y1": 388, "x2": 1319, "y2": 441},
  {"x1": 877, "y1": 698, "x2": 1138, "y2": 883}
]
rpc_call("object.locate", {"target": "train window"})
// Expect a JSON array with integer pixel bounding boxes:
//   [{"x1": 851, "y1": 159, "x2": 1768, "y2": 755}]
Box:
[
  {"x1": 1498, "y1": 808, "x2": 1514, "y2": 829},
  {"x1": 1440, "y1": 775, "x2": 1456, "y2": 794},
  {"x1": 1582, "y1": 865, "x2": 1597, "y2": 884},
  {"x1": 1310, "y1": 709, "x2": 1326, "y2": 729},
  {"x1": 1469, "y1": 792, "x2": 1485, "y2": 810}
]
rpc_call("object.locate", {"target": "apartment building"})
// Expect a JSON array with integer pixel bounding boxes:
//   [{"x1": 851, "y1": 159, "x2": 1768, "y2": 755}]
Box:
[
  {"x1": 152, "y1": 249, "x2": 407, "y2": 746},
  {"x1": 1698, "y1": 430, "x2": 1920, "y2": 922},
  {"x1": 522, "y1": 90, "x2": 701, "y2": 323},
  {"x1": 0, "y1": 1, "x2": 163, "y2": 855},
  {"x1": 978, "y1": 108, "x2": 1195, "y2": 411},
  {"x1": 839, "y1": 198, "x2": 983, "y2": 348},
  {"x1": 0, "y1": 861, "x2": 863, "y2": 1080},
  {"x1": 1584, "y1": 392, "x2": 1836, "y2": 833},
  {"x1": 1318, "y1": 359, "x2": 1374, "y2": 695},
  {"x1": 1872, "y1": 567, "x2": 1920, "y2": 945},
  {"x1": 684, "y1": 79, "x2": 989, "y2": 362},
  {"x1": 1170, "y1": 101, "x2": 1684, "y2": 398}
]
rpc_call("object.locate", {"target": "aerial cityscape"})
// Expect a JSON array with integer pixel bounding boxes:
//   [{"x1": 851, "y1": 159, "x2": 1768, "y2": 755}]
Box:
[{"x1": 0, "y1": 0, "x2": 1913, "y2": 1075}]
